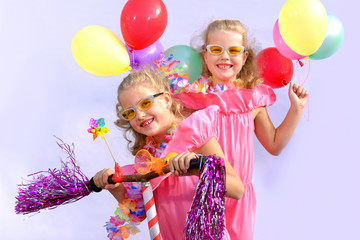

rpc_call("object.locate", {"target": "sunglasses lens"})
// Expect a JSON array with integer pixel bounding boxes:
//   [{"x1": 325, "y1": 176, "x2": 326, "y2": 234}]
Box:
[
  {"x1": 122, "y1": 109, "x2": 135, "y2": 120},
  {"x1": 228, "y1": 46, "x2": 242, "y2": 55},
  {"x1": 209, "y1": 45, "x2": 224, "y2": 55},
  {"x1": 138, "y1": 98, "x2": 152, "y2": 110}
]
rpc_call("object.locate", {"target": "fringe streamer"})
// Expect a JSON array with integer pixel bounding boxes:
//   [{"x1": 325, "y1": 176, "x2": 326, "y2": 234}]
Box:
[
  {"x1": 184, "y1": 155, "x2": 226, "y2": 240},
  {"x1": 15, "y1": 138, "x2": 91, "y2": 214}
]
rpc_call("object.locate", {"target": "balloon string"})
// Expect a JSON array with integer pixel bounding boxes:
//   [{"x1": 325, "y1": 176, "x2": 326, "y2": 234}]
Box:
[
  {"x1": 294, "y1": 59, "x2": 310, "y2": 122},
  {"x1": 294, "y1": 59, "x2": 302, "y2": 85},
  {"x1": 299, "y1": 58, "x2": 310, "y2": 86},
  {"x1": 131, "y1": 49, "x2": 135, "y2": 70}
]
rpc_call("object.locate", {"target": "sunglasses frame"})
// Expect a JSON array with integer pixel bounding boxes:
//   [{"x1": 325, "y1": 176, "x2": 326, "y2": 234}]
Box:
[
  {"x1": 206, "y1": 44, "x2": 245, "y2": 56},
  {"x1": 118, "y1": 92, "x2": 164, "y2": 121}
]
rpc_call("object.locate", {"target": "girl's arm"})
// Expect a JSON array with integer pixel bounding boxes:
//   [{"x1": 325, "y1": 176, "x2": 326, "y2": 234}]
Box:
[
  {"x1": 253, "y1": 83, "x2": 309, "y2": 155},
  {"x1": 169, "y1": 137, "x2": 244, "y2": 200}
]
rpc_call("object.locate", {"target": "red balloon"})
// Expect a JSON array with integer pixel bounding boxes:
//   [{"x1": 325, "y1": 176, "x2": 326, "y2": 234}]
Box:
[
  {"x1": 121, "y1": 0, "x2": 168, "y2": 50},
  {"x1": 256, "y1": 47, "x2": 294, "y2": 89}
]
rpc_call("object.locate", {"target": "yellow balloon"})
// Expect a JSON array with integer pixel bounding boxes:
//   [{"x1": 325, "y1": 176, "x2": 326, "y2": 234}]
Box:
[
  {"x1": 71, "y1": 26, "x2": 130, "y2": 76},
  {"x1": 279, "y1": 0, "x2": 328, "y2": 56}
]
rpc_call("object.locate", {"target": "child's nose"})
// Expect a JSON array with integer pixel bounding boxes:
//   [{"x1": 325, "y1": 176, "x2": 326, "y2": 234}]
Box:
[
  {"x1": 136, "y1": 108, "x2": 147, "y2": 119},
  {"x1": 220, "y1": 50, "x2": 230, "y2": 58}
]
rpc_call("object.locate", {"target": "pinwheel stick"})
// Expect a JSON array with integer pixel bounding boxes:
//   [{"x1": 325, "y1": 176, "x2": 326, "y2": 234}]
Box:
[{"x1": 102, "y1": 135, "x2": 117, "y2": 164}]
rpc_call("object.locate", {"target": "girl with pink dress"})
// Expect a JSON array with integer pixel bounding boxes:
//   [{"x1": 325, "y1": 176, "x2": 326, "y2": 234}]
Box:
[
  {"x1": 168, "y1": 19, "x2": 309, "y2": 239},
  {"x1": 93, "y1": 69, "x2": 244, "y2": 240}
]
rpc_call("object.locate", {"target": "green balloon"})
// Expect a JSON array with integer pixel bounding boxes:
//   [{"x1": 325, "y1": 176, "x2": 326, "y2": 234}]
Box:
[
  {"x1": 310, "y1": 13, "x2": 344, "y2": 60},
  {"x1": 164, "y1": 45, "x2": 202, "y2": 82}
]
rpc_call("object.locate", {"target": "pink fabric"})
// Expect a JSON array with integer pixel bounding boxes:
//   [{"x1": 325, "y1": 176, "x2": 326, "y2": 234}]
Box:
[
  {"x1": 120, "y1": 164, "x2": 137, "y2": 175},
  {"x1": 150, "y1": 106, "x2": 230, "y2": 240},
  {"x1": 172, "y1": 84, "x2": 277, "y2": 240}
]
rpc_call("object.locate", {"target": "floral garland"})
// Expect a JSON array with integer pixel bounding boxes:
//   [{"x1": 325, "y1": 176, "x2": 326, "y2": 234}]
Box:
[
  {"x1": 105, "y1": 122, "x2": 177, "y2": 240},
  {"x1": 169, "y1": 75, "x2": 244, "y2": 94},
  {"x1": 153, "y1": 55, "x2": 244, "y2": 94},
  {"x1": 105, "y1": 183, "x2": 144, "y2": 240},
  {"x1": 143, "y1": 122, "x2": 178, "y2": 158}
]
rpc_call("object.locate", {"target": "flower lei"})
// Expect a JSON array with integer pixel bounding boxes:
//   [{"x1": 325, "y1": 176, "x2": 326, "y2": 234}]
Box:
[
  {"x1": 169, "y1": 75, "x2": 244, "y2": 95},
  {"x1": 105, "y1": 183, "x2": 144, "y2": 240},
  {"x1": 143, "y1": 122, "x2": 178, "y2": 158},
  {"x1": 105, "y1": 122, "x2": 177, "y2": 240},
  {"x1": 153, "y1": 54, "x2": 245, "y2": 95},
  {"x1": 153, "y1": 55, "x2": 243, "y2": 93}
]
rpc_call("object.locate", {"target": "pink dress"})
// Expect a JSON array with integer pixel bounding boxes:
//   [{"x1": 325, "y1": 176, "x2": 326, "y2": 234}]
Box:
[
  {"x1": 150, "y1": 105, "x2": 231, "y2": 240},
  {"x1": 172, "y1": 85, "x2": 276, "y2": 240}
]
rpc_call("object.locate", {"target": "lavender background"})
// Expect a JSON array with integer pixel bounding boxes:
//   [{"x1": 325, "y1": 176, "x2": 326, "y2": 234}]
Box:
[{"x1": 1, "y1": 0, "x2": 358, "y2": 239}]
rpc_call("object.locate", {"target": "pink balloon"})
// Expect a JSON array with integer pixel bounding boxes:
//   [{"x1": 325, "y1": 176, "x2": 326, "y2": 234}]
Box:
[{"x1": 273, "y1": 19, "x2": 305, "y2": 60}]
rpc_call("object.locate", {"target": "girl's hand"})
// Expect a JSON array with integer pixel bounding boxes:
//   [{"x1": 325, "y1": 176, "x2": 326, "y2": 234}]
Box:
[
  {"x1": 169, "y1": 152, "x2": 199, "y2": 177},
  {"x1": 93, "y1": 168, "x2": 124, "y2": 191},
  {"x1": 288, "y1": 82, "x2": 309, "y2": 110}
]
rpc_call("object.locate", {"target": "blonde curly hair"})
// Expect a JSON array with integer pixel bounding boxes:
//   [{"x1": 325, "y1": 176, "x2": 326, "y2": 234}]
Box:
[{"x1": 115, "y1": 69, "x2": 183, "y2": 155}]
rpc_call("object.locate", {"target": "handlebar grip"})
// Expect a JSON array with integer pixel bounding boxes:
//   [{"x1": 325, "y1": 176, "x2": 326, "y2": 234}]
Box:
[
  {"x1": 89, "y1": 177, "x2": 102, "y2": 192},
  {"x1": 189, "y1": 158, "x2": 201, "y2": 169},
  {"x1": 107, "y1": 174, "x2": 116, "y2": 184},
  {"x1": 89, "y1": 174, "x2": 115, "y2": 192},
  {"x1": 189, "y1": 155, "x2": 207, "y2": 169}
]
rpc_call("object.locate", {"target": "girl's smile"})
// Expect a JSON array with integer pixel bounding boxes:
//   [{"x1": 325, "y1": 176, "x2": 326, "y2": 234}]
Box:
[
  {"x1": 140, "y1": 118, "x2": 154, "y2": 128},
  {"x1": 217, "y1": 63, "x2": 233, "y2": 70}
]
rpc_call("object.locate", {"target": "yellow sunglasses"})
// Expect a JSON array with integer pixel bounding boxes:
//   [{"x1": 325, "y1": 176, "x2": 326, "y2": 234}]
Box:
[
  {"x1": 206, "y1": 44, "x2": 245, "y2": 56},
  {"x1": 118, "y1": 92, "x2": 164, "y2": 121}
]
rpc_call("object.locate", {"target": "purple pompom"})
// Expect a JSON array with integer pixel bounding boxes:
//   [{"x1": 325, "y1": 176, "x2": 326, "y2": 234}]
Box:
[
  {"x1": 15, "y1": 138, "x2": 91, "y2": 215},
  {"x1": 184, "y1": 155, "x2": 226, "y2": 240}
]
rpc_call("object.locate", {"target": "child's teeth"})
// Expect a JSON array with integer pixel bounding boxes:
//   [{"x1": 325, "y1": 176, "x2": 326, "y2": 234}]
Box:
[{"x1": 219, "y1": 65, "x2": 230, "y2": 69}]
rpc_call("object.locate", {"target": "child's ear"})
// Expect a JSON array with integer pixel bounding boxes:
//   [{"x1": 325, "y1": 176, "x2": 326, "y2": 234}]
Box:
[
  {"x1": 163, "y1": 91, "x2": 172, "y2": 105},
  {"x1": 203, "y1": 49, "x2": 208, "y2": 64},
  {"x1": 243, "y1": 51, "x2": 249, "y2": 65}
]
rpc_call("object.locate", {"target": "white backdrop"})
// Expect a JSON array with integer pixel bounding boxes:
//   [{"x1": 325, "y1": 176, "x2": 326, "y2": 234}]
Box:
[{"x1": 1, "y1": 0, "x2": 359, "y2": 239}]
